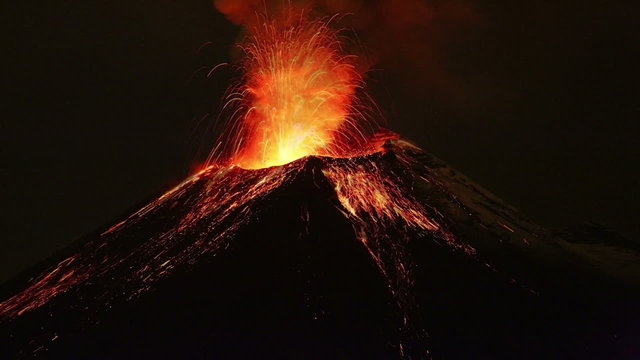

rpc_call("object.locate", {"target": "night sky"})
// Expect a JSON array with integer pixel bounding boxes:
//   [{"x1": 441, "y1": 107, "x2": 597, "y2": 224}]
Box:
[{"x1": 3, "y1": 0, "x2": 638, "y2": 283}]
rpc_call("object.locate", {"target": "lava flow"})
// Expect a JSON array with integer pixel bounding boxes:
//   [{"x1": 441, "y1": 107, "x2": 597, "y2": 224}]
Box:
[{"x1": 0, "y1": 140, "x2": 475, "y2": 359}]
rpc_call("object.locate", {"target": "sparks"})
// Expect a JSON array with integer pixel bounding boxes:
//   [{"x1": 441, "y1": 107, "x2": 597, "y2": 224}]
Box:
[{"x1": 218, "y1": 11, "x2": 376, "y2": 169}]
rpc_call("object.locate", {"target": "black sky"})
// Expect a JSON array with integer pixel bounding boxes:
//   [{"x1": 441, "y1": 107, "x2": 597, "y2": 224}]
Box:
[{"x1": 2, "y1": 0, "x2": 638, "y2": 282}]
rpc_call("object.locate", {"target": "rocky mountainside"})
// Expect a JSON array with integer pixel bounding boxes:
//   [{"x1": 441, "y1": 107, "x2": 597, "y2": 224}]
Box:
[{"x1": 2, "y1": 139, "x2": 638, "y2": 359}]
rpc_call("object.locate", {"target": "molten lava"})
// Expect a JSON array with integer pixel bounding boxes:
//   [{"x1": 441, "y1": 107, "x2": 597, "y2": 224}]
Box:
[{"x1": 223, "y1": 13, "x2": 375, "y2": 169}]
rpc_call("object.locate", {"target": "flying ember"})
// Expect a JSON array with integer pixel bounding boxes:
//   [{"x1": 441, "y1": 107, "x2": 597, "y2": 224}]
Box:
[{"x1": 221, "y1": 12, "x2": 375, "y2": 169}]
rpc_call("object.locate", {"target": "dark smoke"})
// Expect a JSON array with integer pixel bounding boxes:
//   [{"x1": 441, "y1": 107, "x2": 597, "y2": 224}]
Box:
[{"x1": 213, "y1": 0, "x2": 480, "y2": 102}]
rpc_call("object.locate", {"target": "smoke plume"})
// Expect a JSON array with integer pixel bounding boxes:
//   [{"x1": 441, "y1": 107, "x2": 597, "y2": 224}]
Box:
[{"x1": 213, "y1": 0, "x2": 480, "y2": 99}]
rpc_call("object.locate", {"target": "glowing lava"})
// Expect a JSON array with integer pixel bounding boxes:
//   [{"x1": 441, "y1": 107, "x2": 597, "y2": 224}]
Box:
[{"x1": 223, "y1": 12, "x2": 373, "y2": 169}]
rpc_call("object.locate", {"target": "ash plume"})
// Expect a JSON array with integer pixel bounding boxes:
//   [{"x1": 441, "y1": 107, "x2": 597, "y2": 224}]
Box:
[{"x1": 213, "y1": 0, "x2": 480, "y2": 99}]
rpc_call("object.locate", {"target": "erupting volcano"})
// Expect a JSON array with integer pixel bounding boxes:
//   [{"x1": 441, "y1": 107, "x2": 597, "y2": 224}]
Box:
[{"x1": 2, "y1": 6, "x2": 639, "y2": 360}]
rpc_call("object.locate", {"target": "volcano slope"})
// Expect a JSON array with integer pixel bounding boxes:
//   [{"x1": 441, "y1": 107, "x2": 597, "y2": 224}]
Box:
[{"x1": 1, "y1": 139, "x2": 639, "y2": 359}]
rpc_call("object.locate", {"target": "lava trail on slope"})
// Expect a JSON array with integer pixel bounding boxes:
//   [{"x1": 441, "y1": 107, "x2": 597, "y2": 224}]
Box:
[
  {"x1": 0, "y1": 138, "x2": 455, "y2": 359},
  {"x1": 2, "y1": 139, "x2": 639, "y2": 359}
]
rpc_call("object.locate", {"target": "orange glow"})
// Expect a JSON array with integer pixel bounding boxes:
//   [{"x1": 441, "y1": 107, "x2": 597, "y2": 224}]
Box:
[{"x1": 225, "y1": 12, "x2": 371, "y2": 169}]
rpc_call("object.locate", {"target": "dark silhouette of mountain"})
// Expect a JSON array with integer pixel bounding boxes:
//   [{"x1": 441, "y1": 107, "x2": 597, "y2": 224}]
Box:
[{"x1": 1, "y1": 139, "x2": 639, "y2": 359}]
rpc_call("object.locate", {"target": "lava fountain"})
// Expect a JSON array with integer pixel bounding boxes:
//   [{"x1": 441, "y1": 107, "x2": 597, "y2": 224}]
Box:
[{"x1": 218, "y1": 11, "x2": 378, "y2": 169}]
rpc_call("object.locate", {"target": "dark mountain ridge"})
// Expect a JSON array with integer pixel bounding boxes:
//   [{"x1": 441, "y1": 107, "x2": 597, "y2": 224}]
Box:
[{"x1": 2, "y1": 139, "x2": 639, "y2": 359}]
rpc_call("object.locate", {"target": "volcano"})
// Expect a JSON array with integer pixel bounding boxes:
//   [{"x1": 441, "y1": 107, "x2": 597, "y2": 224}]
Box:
[
  {"x1": 1, "y1": 8, "x2": 638, "y2": 359},
  {"x1": 1, "y1": 138, "x2": 639, "y2": 359}
]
